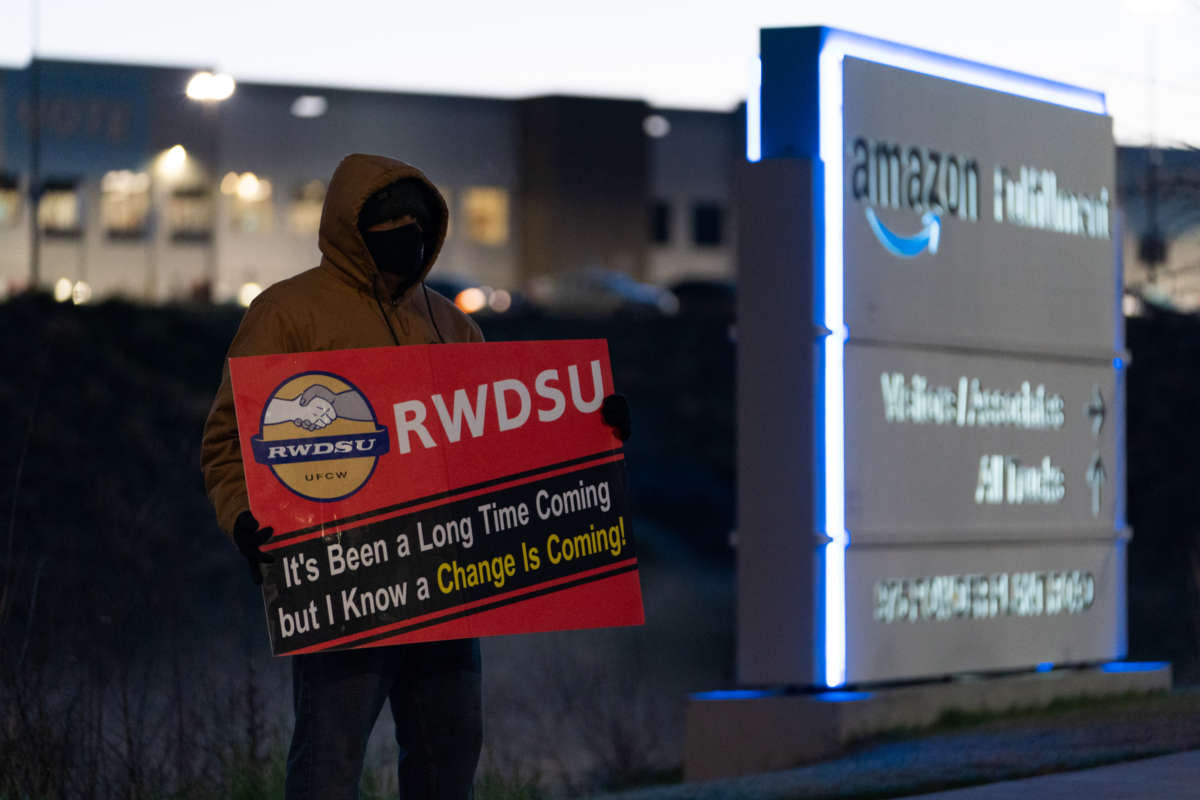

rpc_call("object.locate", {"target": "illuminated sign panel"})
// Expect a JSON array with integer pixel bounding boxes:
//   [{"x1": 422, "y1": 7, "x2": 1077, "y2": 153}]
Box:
[
  {"x1": 841, "y1": 58, "x2": 1117, "y2": 353},
  {"x1": 844, "y1": 345, "x2": 1118, "y2": 535},
  {"x1": 846, "y1": 540, "x2": 1123, "y2": 678},
  {"x1": 737, "y1": 27, "x2": 1124, "y2": 688}
]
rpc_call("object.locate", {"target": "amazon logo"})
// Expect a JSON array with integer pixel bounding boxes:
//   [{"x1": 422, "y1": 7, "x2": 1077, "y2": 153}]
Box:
[{"x1": 849, "y1": 136, "x2": 980, "y2": 259}]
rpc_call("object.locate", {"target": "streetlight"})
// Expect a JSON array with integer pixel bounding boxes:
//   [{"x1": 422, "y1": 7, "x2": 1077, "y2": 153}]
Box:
[{"x1": 186, "y1": 71, "x2": 236, "y2": 102}]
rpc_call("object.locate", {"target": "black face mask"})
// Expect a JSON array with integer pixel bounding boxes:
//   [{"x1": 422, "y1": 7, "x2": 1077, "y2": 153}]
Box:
[{"x1": 362, "y1": 223, "x2": 425, "y2": 294}]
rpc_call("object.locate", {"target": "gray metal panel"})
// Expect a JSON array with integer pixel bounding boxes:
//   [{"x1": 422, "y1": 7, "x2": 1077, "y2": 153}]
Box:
[
  {"x1": 845, "y1": 539, "x2": 1124, "y2": 683},
  {"x1": 844, "y1": 343, "x2": 1119, "y2": 538},
  {"x1": 831, "y1": 57, "x2": 1125, "y2": 684},
  {"x1": 841, "y1": 58, "x2": 1117, "y2": 356},
  {"x1": 736, "y1": 157, "x2": 818, "y2": 686}
]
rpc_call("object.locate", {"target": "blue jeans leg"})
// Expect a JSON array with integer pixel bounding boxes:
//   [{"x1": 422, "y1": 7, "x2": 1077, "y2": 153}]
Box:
[
  {"x1": 284, "y1": 640, "x2": 483, "y2": 800},
  {"x1": 391, "y1": 639, "x2": 483, "y2": 800},
  {"x1": 285, "y1": 647, "x2": 391, "y2": 800}
]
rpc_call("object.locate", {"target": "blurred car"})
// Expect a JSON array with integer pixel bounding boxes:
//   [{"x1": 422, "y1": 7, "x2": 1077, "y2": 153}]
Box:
[
  {"x1": 532, "y1": 268, "x2": 679, "y2": 317},
  {"x1": 424, "y1": 273, "x2": 526, "y2": 315},
  {"x1": 423, "y1": 273, "x2": 476, "y2": 305},
  {"x1": 667, "y1": 276, "x2": 736, "y2": 318}
]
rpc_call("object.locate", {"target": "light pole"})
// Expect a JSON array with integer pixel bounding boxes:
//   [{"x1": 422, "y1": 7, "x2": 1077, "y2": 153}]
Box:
[
  {"x1": 185, "y1": 71, "x2": 235, "y2": 301},
  {"x1": 27, "y1": 0, "x2": 41, "y2": 291},
  {"x1": 1126, "y1": 0, "x2": 1181, "y2": 284}
]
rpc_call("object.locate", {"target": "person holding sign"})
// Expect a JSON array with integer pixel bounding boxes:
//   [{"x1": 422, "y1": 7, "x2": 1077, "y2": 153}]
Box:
[
  {"x1": 202, "y1": 154, "x2": 486, "y2": 800},
  {"x1": 201, "y1": 154, "x2": 630, "y2": 800}
]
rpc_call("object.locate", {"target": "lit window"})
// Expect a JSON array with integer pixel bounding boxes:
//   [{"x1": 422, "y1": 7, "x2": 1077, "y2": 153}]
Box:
[
  {"x1": 650, "y1": 201, "x2": 671, "y2": 244},
  {"x1": 231, "y1": 175, "x2": 275, "y2": 234},
  {"x1": 462, "y1": 186, "x2": 509, "y2": 246},
  {"x1": 168, "y1": 187, "x2": 214, "y2": 242},
  {"x1": 220, "y1": 172, "x2": 240, "y2": 196},
  {"x1": 0, "y1": 173, "x2": 20, "y2": 228},
  {"x1": 287, "y1": 179, "x2": 325, "y2": 235},
  {"x1": 692, "y1": 202, "x2": 724, "y2": 247},
  {"x1": 38, "y1": 179, "x2": 81, "y2": 237},
  {"x1": 100, "y1": 170, "x2": 151, "y2": 239}
]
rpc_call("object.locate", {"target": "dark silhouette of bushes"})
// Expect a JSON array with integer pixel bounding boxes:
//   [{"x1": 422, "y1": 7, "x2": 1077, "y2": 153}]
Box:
[
  {"x1": 1, "y1": 293, "x2": 1196, "y2": 796},
  {"x1": 1126, "y1": 309, "x2": 1200, "y2": 682}
]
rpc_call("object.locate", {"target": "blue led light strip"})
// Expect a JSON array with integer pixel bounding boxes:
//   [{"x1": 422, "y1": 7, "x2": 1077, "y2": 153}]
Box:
[
  {"x1": 818, "y1": 40, "x2": 849, "y2": 688},
  {"x1": 747, "y1": 57, "x2": 762, "y2": 163},
  {"x1": 814, "y1": 29, "x2": 1106, "y2": 688}
]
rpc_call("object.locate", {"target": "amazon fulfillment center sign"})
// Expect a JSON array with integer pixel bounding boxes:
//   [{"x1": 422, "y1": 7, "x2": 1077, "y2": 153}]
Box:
[{"x1": 737, "y1": 27, "x2": 1126, "y2": 687}]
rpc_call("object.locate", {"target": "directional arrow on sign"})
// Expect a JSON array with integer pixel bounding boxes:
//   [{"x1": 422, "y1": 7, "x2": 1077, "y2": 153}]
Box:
[
  {"x1": 1085, "y1": 385, "x2": 1105, "y2": 438},
  {"x1": 1086, "y1": 450, "x2": 1106, "y2": 518}
]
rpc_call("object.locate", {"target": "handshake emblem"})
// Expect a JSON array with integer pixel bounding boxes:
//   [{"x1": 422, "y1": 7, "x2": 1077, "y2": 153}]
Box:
[
  {"x1": 251, "y1": 371, "x2": 390, "y2": 501},
  {"x1": 263, "y1": 384, "x2": 375, "y2": 431}
]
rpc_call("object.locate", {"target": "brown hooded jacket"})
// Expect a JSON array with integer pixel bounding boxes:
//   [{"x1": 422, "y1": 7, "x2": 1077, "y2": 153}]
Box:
[{"x1": 201, "y1": 154, "x2": 483, "y2": 538}]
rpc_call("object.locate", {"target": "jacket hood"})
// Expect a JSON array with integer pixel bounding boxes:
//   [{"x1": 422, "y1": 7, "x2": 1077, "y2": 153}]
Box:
[{"x1": 318, "y1": 153, "x2": 449, "y2": 295}]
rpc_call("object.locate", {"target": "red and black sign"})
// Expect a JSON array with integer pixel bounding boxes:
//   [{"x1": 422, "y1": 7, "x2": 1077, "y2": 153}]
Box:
[{"x1": 230, "y1": 340, "x2": 643, "y2": 655}]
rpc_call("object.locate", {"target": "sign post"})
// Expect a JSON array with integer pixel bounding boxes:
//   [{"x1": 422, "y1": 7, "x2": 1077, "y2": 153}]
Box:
[{"x1": 230, "y1": 340, "x2": 643, "y2": 656}]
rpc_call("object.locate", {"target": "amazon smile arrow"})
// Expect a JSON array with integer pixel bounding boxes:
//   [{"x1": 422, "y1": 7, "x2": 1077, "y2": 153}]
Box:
[{"x1": 865, "y1": 208, "x2": 941, "y2": 258}]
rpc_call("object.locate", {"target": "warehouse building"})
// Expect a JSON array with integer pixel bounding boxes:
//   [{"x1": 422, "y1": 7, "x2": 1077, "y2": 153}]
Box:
[{"x1": 0, "y1": 58, "x2": 742, "y2": 305}]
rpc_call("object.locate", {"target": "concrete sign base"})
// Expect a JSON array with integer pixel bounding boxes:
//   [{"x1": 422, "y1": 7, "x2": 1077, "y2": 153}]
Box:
[{"x1": 683, "y1": 662, "x2": 1170, "y2": 782}]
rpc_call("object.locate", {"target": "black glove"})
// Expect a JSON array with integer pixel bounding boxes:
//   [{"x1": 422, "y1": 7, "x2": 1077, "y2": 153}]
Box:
[
  {"x1": 233, "y1": 511, "x2": 275, "y2": 586},
  {"x1": 601, "y1": 393, "x2": 631, "y2": 442}
]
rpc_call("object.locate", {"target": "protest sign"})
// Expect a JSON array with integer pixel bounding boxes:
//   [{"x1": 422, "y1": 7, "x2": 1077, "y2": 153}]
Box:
[{"x1": 229, "y1": 340, "x2": 642, "y2": 656}]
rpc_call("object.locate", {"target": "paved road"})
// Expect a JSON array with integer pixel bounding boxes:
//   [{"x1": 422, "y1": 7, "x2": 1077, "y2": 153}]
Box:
[
  {"x1": 597, "y1": 691, "x2": 1200, "y2": 800},
  {"x1": 906, "y1": 750, "x2": 1200, "y2": 798}
]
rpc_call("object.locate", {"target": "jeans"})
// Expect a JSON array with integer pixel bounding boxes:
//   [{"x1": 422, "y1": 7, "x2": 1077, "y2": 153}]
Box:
[{"x1": 284, "y1": 638, "x2": 482, "y2": 800}]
